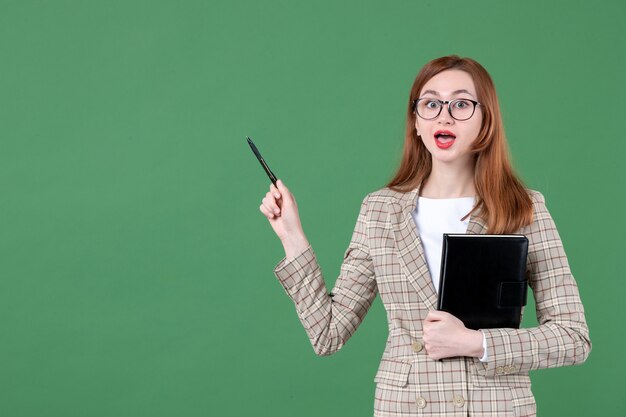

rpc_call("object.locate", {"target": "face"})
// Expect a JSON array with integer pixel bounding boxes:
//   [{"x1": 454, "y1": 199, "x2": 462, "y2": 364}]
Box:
[{"x1": 414, "y1": 69, "x2": 483, "y2": 167}]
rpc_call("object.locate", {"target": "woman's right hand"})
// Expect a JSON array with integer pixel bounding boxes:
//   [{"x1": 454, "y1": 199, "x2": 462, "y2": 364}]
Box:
[{"x1": 259, "y1": 179, "x2": 310, "y2": 259}]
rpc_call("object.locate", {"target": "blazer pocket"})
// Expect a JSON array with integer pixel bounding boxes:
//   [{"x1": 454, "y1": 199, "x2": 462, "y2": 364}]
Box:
[
  {"x1": 374, "y1": 359, "x2": 412, "y2": 387},
  {"x1": 472, "y1": 372, "x2": 531, "y2": 389}
]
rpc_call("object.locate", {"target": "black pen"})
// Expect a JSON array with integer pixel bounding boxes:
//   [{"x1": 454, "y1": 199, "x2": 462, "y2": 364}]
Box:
[{"x1": 247, "y1": 136, "x2": 278, "y2": 186}]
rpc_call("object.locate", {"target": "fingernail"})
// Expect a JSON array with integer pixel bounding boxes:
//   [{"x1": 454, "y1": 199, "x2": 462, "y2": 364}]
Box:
[{"x1": 275, "y1": 193, "x2": 280, "y2": 198}]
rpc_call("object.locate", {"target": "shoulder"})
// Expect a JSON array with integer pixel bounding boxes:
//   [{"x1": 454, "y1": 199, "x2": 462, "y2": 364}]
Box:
[
  {"x1": 521, "y1": 188, "x2": 558, "y2": 237},
  {"x1": 358, "y1": 187, "x2": 408, "y2": 211},
  {"x1": 526, "y1": 188, "x2": 545, "y2": 204},
  {"x1": 525, "y1": 189, "x2": 550, "y2": 217},
  {"x1": 353, "y1": 187, "x2": 408, "y2": 220},
  {"x1": 365, "y1": 187, "x2": 403, "y2": 201}
]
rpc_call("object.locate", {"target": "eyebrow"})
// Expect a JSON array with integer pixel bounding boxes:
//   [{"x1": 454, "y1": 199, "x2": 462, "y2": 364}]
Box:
[{"x1": 421, "y1": 89, "x2": 476, "y2": 98}]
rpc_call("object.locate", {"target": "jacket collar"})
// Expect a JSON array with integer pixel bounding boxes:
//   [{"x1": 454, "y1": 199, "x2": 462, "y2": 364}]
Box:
[{"x1": 390, "y1": 184, "x2": 487, "y2": 310}]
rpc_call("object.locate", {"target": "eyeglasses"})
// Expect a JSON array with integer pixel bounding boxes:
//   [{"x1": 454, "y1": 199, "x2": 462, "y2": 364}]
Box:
[{"x1": 412, "y1": 98, "x2": 481, "y2": 121}]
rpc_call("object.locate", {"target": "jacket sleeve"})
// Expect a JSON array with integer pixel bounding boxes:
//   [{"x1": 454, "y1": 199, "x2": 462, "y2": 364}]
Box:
[
  {"x1": 475, "y1": 191, "x2": 591, "y2": 377},
  {"x1": 273, "y1": 194, "x2": 378, "y2": 356}
]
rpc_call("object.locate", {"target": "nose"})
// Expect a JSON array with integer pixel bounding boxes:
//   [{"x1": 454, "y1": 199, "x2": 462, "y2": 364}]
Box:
[{"x1": 437, "y1": 104, "x2": 454, "y2": 125}]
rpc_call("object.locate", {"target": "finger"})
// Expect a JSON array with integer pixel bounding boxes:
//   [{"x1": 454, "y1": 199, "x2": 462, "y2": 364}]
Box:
[
  {"x1": 259, "y1": 204, "x2": 274, "y2": 220},
  {"x1": 265, "y1": 193, "x2": 281, "y2": 214},
  {"x1": 270, "y1": 183, "x2": 281, "y2": 200},
  {"x1": 276, "y1": 179, "x2": 289, "y2": 194},
  {"x1": 426, "y1": 310, "x2": 447, "y2": 321},
  {"x1": 424, "y1": 343, "x2": 439, "y2": 360},
  {"x1": 423, "y1": 322, "x2": 438, "y2": 338},
  {"x1": 259, "y1": 204, "x2": 275, "y2": 219},
  {"x1": 431, "y1": 310, "x2": 463, "y2": 327},
  {"x1": 424, "y1": 311, "x2": 439, "y2": 322},
  {"x1": 423, "y1": 319, "x2": 433, "y2": 331}
]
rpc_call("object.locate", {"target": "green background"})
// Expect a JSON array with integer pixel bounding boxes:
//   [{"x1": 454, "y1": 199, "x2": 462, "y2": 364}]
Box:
[{"x1": 1, "y1": 0, "x2": 623, "y2": 416}]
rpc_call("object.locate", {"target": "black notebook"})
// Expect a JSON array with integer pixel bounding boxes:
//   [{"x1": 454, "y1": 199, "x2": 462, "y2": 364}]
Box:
[{"x1": 437, "y1": 234, "x2": 529, "y2": 330}]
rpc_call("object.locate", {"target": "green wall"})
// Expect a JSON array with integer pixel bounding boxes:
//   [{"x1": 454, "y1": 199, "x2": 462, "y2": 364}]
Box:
[{"x1": 1, "y1": 0, "x2": 623, "y2": 415}]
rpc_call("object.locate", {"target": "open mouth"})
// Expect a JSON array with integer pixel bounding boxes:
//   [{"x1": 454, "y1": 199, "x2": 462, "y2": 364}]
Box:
[{"x1": 434, "y1": 130, "x2": 456, "y2": 149}]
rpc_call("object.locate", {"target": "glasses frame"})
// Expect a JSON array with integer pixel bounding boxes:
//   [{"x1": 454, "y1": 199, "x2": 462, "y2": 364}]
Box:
[{"x1": 412, "y1": 98, "x2": 482, "y2": 121}]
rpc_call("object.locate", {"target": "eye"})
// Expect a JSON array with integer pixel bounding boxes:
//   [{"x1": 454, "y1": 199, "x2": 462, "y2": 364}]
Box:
[
  {"x1": 453, "y1": 99, "x2": 471, "y2": 109},
  {"x1": 425, "y1": 100, "x2": 441, "y2": 109}
]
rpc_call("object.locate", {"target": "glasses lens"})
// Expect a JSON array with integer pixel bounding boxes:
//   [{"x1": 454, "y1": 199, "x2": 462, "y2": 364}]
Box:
[
  {"x1": 416, "y1": 99, "x2": 441, "y2": 119},
  {"x1": 450, "y1": 99, "x2": 475, "y2": 120}
]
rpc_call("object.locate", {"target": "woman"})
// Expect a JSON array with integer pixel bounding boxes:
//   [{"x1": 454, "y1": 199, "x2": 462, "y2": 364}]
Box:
[{"x1": 258, "y1": 55, "x2": 591, "y2": 417}]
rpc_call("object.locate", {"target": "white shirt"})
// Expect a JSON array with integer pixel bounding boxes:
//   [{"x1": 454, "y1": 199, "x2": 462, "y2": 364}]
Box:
[
  {"x1": 411, "y1": 195, "x2": 489, "y2": 362},
  {"x1": 412, "y1": 196, "x2": 475, "y2": 293}
]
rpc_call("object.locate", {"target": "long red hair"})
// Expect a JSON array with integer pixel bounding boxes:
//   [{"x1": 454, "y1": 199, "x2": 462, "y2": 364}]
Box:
[{"x1": 386, "y1": 55, "x2": 533, "y2": 234}]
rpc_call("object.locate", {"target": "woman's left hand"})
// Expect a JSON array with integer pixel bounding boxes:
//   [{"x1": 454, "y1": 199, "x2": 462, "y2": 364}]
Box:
[{"x1": 423, "y1": 310, "x2": 484, "y2": 360}]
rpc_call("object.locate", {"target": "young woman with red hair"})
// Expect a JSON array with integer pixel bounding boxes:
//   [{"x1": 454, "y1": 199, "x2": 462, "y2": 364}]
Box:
[{"x1": 259, "y1": 55, "x2": 590, "y2": 416}]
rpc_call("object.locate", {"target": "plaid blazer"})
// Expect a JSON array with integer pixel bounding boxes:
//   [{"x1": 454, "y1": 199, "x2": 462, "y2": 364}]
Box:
[{"x1": 273, "y1": 185, "x2": 591, "y2": 417}]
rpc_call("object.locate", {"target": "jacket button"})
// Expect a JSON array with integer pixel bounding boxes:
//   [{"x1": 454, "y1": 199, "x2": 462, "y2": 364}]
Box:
[
  {"x1": 505, "y1": 365, "x2": 517, "y2": 373},
  {"x1": 416, "y1": 396, "x2": 426, "y2": 408},
  {"x1": 452, "y1": 394, "x2": 465, "y2": 407},
  {"x1": 412, "y1": 340, "x2": 423, "y2": 353},
  {"x1": 496, "y1": 366, "x2": 504, "y2": 375}
]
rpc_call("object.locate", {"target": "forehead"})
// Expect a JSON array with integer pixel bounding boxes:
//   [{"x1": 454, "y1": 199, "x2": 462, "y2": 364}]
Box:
[{"x1": 420, "y1": 69, "x2": 477, "y2": 97}]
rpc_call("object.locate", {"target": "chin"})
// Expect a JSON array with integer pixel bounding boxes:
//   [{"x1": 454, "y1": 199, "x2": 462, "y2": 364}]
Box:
[
  {"x1": 432, "y1": 149, "x2": 461, "y2": 161},
  {"x1": 435, "y1": 151, "x2": 474, "y2": 166}
]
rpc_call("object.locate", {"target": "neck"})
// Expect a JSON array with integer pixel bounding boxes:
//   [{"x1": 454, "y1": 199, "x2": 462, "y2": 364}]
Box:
[{"x1": 420, "y1": 157, "x2": 476, "y2": 199}]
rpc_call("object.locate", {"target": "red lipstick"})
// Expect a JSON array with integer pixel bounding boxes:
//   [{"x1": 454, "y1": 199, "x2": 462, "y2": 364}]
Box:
[{"x1": 434, "y1": 130, "x2": 456, "y2": 149}]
